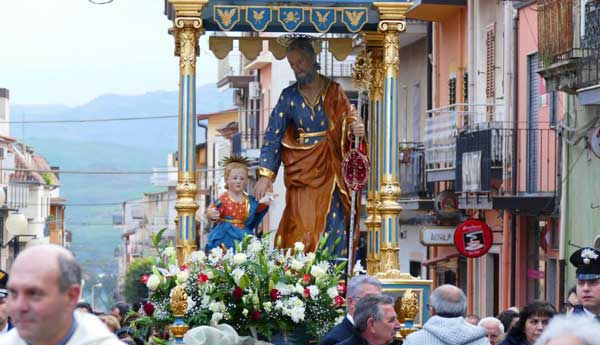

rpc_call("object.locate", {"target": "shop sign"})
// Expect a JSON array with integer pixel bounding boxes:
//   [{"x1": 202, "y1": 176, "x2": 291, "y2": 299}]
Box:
[
  {"x1": 453, "y1": 219, "x2": 493, "y2": 258},
  {"x1": 420, "y1": 227, "x2": 455, "y2": 246}
]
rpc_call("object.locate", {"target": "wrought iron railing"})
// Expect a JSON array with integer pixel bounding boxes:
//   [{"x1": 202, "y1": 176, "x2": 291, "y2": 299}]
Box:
[
  {"x1": 578, "y1": 1, "x2": 600, "y2": 88},
  {"x1": 424, "y1": 104, "x2": 504, "y2": 173},
  {"x1": 455, "y1": 123, "x2": 558, "y2": 195},
  {"x1": 398, "y1": 142, "x2": 430, "y2": 198},
  {"x1": 538, "y1": 0, "x2": 575, "y2": 67}
]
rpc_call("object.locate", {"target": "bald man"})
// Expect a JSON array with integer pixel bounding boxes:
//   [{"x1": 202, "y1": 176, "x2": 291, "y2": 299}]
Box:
[
  {"x1": 0, "y1": 244, "x2": 122, "y2": 345},
  {"x1": 403, "y1": 285, "x2": 488, "y2": 345}
]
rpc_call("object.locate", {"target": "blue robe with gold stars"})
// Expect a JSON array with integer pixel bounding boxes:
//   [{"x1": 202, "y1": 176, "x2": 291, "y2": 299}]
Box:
[{"x1": 258, "y1": 77, "x2": 361, "y2": 257}]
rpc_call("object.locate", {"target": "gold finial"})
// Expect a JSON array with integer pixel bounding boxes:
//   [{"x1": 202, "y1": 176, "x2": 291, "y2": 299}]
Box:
[
  {"x1": 352, "y1": 48, "x2": 372, "y2": 90},
  {"x1": 400, "y1": 290, "x2": 419, "y2": 321},
  {"x1": 170, "y1": 284, "x2": 189, "y2": 317}
]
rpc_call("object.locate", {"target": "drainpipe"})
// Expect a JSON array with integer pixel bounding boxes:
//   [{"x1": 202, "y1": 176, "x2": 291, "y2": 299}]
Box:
[
  {"x1": 510, "y1": 7, "x2": 519, "y2": 307},
  {"x1": 559, "y1": 96, "x2": 570, "y2": 262},
  {"x1": 467, "y1": 0, "x2": 475, "y2": 107}
]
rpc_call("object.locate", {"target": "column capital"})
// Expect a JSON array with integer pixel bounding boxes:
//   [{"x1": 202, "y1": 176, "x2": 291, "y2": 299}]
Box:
[
  {"x1": 169, "y1": 0, "x2": 209, "y2": 18},
  {"x1": 374, "y1": 2, "x2": 412, "y2": 32},
  {"x1": 363, "y1": 31, "x2": 385, "y2": 48}
]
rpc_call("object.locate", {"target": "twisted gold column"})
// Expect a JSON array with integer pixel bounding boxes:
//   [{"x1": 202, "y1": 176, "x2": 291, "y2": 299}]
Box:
[
  {"x1": 373, "y1": 2, "x2": 411, "y2": 279},
  {"x1": 169, "y1": 0, "x2": 208, "y2": 264}
]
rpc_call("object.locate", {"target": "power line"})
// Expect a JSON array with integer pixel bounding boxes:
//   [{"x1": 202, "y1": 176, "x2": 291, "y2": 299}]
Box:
[
  {"x1": 0, "y1": 114, "x2": 177, "y2": 124},
  {"x1": 0, "y1": 166, "x2": 231, "y2": 175}
]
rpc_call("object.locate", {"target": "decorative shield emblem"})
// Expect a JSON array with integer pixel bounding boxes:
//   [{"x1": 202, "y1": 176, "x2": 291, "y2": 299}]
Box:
[
  {"x1": 310, "y1": 8, "x2": 336, "y2": 33},
  {"x1": 214, "y1": 6, "x2": 240, "y2": 31},
  {"x1": 342, "y1": 149, "x2": 370, "y2": 191},
  {"x1": 246, "y1": 6, "x2": 272, "y2": 32},
  {"x1": 278, "y1": 7, "x2": 304, "y2": 32},
  {"x1": 342, "y1": 8, "x2": 368, "y2": 33}
]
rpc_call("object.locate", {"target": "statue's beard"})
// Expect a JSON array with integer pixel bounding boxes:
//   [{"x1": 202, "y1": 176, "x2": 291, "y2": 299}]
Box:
[{"x1": 296, "y1": 65, "x2": 318, "y2": 86}]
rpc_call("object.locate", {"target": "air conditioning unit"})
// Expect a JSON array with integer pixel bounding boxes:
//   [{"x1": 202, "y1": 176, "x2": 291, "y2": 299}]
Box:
[{"x1": 249, "y1": 81, "x2": 260, "y2": 100}]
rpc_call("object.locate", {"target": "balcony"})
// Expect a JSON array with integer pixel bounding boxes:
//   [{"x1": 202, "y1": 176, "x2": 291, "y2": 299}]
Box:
[
  {"x1": 398, "y1": 142, "x2": 433, "y2": 210},
  {"x1": 424, "y1": 104, "x2": 504, "y2": 183},
  {"x1": 456, "y1": 123, "x2": 558, "y2": 213},
  {"x1": 577, "y1": 1, "x2": 600, "y2": 102},
  {"x1": 537, "y1": 0, "x2": 581, "y2": 93}
]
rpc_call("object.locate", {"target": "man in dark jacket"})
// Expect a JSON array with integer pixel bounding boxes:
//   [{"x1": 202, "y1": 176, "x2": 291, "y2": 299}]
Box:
[
  {"x1": 0, "y1": 269, "x2": 12, "y2": 334},
  {"x1": 570, "y1": 247, "x2": 600, "y2": 321},
  {"x1": 321, "y1": 275, "x2": 382, "y2": 345},
  {"x1": 337, "y1": 294, "x2": 400, "y2": 345}
]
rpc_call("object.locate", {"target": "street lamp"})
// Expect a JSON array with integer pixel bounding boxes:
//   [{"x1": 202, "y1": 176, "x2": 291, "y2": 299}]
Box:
[
  {"x1": 91, "y1": 283, "x2": 102, "y2": 312},
  {"x1": 2, "y1": 213, "x2": 34, "y2": 258}
]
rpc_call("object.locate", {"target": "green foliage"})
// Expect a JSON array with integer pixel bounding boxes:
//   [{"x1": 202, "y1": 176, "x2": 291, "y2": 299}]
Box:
[
  {"x1": 123, "y1": 257, "x2": 156, "y2": 306},
  {"x1": 42, "y1": 172, "x2": 54, "y2": 185}
]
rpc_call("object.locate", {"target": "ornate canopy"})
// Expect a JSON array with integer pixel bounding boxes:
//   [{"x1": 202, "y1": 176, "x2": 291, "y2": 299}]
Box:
[{"x1": 165, "y1": 1, "x2": 412, "y2": 34}]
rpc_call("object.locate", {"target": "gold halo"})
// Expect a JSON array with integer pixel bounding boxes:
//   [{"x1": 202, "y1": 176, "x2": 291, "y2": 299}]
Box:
[{"x1": 220, "y1": 155, "x2": 250, "y2": 167}]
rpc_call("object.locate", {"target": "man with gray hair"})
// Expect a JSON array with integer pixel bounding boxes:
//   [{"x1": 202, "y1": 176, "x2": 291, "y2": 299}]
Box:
[
  {"x1": 534, "y1": 315, "x2": 600, "y2": 345},
  {"x1": 0, "y1": 244, "x2": 123, "y2": 345},
  {"x1": 403, "y1": 284, "x2": 489, "y2": 345},
  {"x1": 337, "y1": 294, "x2": 400, "y2": 345},
  {"x1": 478, "y1": 317, "x2": 504, "y2": 345},
  {"x1": 321, "y1": 275, "x2": 382, "y2": 345}
]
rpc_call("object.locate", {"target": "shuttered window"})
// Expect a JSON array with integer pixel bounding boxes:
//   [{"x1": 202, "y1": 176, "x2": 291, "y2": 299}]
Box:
[
  {"x1": 527, "y1": 53, "x2": 540, "y2": 193},
  {"x1": 486, "y1": 23, "x2": 496, "y2": 121}
]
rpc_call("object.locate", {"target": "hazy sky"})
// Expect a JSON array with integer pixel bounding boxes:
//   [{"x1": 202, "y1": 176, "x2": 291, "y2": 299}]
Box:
[{"x1": 0, "y1": 0, "x2": 218, "y2": 106}]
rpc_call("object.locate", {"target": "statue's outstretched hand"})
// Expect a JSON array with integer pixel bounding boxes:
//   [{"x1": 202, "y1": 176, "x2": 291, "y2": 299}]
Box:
[{"x1": 254, "y1": 177, "x2": 273, "y2": 200}]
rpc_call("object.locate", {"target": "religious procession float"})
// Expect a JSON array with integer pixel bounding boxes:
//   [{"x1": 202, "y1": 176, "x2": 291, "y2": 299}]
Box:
[{"x1": 128, "y1": 1, "x2": 435, "y2": 343}]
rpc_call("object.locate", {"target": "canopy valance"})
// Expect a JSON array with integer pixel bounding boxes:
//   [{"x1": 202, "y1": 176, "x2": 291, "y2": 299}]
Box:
[{"x1": 208, "y1": 36, "x2": 354, "y2": 61}]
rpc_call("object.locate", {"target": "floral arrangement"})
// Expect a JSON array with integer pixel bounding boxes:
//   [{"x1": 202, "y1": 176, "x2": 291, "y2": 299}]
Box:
[{"x1": 133, "y1": 232, "x2": 350, "y2": 342}]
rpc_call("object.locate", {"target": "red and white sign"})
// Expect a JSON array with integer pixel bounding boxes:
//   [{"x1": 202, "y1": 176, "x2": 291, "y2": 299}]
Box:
[{"x1": 454, "y1": 219, "x2": 493, "y2": 258}]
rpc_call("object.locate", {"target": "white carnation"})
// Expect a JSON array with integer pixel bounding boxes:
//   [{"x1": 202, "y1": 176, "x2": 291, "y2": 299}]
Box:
[
  {"x1": 210, "y1": 247, "x2": 223, "y2": 260},
  {"x1": 190, "y1": 250, "x2": 207, "y2": 263},
  {"x1": 211, "y1": 312, "x2": 224, "y2": 325},
  {"x1": 308, "y1": 285, "x2": 319, "y2": 298},
  {"x1": 294, "y1": 283, "x2": 304, "y2": 295},
  {"x1": 247, "y1": 241, "x2": 262, "y2": 254},
  {"x1": 146, "y1": 274, "x2": 160, "y2": 291},
  {"x1": 176, "y1": 270, "x2": 189, "y2": 284},
  {"x1": 290, "y1": 259, "x2": 304, "y2": 271},
  {"x1": 310, "y1": 265, "x2": 326, "y2": 279},
  {"x1": 233, "y1": 253, "x2": 247, "y2": 265},
  {"x1": 290, "y1": 306, "x2": 305, "y2": 323},
  {"x1": 242, "y1": 308, "x2": 249, "y2": 317},
  {"x1": 327, "y1": 287, "x2": 339, "y2": 299},
  {"x1": 263, "y1": 301, "x2": 273, "y2": 313},
  {"x1": 306, "y1": 252, "x2": 316, "y2": 262},
  {"x1": 231, "y1": 268, "x2": 245, "y2": 286},
  {"x1": 294, "y1": 242, "x2": 305, "y2": 253}
]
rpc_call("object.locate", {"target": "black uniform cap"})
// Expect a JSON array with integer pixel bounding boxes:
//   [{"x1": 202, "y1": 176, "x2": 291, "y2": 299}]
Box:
[{"x1": 570, "y1": 247, "x2": 600, "y2": 280}]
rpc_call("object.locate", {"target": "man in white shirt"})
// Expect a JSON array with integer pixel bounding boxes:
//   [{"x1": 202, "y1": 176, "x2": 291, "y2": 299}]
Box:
[{"x1": 0, "y1": 244, "x2": 123, "y2": 345}]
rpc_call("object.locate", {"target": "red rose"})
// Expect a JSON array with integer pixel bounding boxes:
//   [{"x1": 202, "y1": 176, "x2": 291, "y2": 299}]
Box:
[
  {"x1": 180, "y1": 264, "x2": 188, "y2": 271},
  {"x1": 270, "y1": 288, "x2": 281, "y2": 300},
  {"x1": 302, "y1": 274, "x2": 311, "y2": 284},
  {"x1": 250, "y1": 310, "x2": 261, "y2": 321},
  {"x1": 334, "y1": 295, "x2": 345, "y2": 307},
  {"x1": 233, "y1": 287, "x2": 244, "y2": 300},
  {"x1": 140, "y1": 274, "x2": 149, "y2": 284},
  {"x1": 304, "y1": 287, "x2": 311, "y2": 299},
  {"x1": 198, "y1": 273, "x2": 209, "y2": 284},
  {"x1": 143, "y1": 301, "x2": 155, "y2": 316}
]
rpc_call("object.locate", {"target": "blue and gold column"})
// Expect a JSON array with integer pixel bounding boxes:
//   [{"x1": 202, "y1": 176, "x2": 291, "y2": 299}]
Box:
[
  {"x1": 373, "y1": 2, "x2": 411, "y2": 278},
  {"x1": 169, "y1": 0, "x2": 208, "y2": 264},
  {"x1": 364, "y1": 32, "x2": 385, "y2": 276}
]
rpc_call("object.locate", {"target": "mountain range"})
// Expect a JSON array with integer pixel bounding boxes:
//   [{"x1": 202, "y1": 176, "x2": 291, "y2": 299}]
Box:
[{"x1": 9, "y1": 84, "x2": 233, "y2": 309}]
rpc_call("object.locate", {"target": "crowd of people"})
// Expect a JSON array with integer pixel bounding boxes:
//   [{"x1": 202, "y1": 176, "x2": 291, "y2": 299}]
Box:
[{"x1": 0, "y1": 244, "x2": 598, "y2": 345}]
